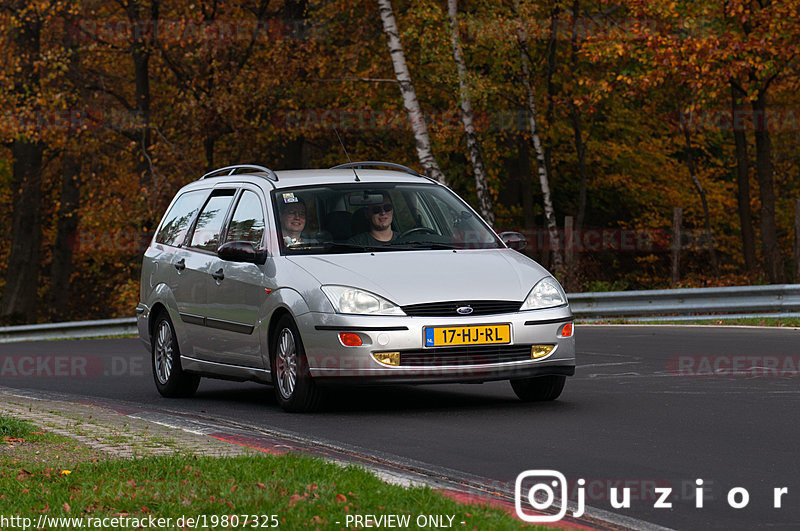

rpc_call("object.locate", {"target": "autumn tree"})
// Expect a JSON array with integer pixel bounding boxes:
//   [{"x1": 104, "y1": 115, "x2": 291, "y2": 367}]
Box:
[
  {"x1": 447, "y1": 0, "x2": 495, "y2": 226},
  {"x1": 623, "y1": 0, "x2": 800, "y2": 281},
  {"x1": 0, "y1": 1, "x2": 49, "y2": 323},
  {"x1": 512, "y1": 0, "x2": 564, "y2": 276},
  {"x1": 377, "y1": 0, "x2": 447, "y2": 184}
]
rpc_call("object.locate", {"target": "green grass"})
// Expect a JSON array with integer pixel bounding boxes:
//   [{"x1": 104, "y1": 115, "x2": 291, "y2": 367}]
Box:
[
  {"x1": 0, "y1": 414, "x2": 539, "y2": 529},
  {"x1": 0, "y1": 415, "x2": 33, "y2": 438},
  {"x1": 0, "y1": 453, "x2": 537, "y2": 529}
]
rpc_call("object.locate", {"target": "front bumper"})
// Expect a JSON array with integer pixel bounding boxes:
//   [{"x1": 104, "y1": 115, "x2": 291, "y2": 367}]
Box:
[{"x1": 297, "y1": 306, "x2": 575, "y2": 383}]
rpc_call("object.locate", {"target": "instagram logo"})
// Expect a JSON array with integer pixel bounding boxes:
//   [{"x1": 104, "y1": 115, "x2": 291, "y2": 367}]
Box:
[{"x1": 515, "y1": 470, "x2": 569, "y2": 522}]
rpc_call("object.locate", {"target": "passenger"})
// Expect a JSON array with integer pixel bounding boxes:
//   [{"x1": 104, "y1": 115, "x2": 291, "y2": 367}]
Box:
[
  {"x1": 279, "y1": 198, "x2": 308, "y2": 246},
  {"x1": 348, "y1": 193, "x2": 398, "y2": 245}
]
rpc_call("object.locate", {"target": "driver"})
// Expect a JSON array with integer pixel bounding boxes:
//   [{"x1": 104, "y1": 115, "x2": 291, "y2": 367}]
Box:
[
  {"x1": 348, "y1": 193, "x2": 398, "y2": 245},
  {"x1": 279, "y1": 197, "x2": 308, "y2": 246}
]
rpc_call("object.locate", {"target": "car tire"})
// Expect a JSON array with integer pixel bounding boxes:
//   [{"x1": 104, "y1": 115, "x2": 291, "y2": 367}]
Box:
[
  {"x1": 271, "y1": 315, "x2": 321, "y2": 413},
  {"x1": 151, "y1": 312, "x2": 200, "y2": 398},
  {"x1": 510, "y1": 375, "x2": 566, "y2": 402}
]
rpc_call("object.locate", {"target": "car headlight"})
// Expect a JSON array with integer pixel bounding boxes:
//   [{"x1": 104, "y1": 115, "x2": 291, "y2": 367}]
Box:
[
  {"x1": 520, "y1": 277, "x2": 567, "y2": 311},
  {"x1": 321, "y1": 285, "x2": 406, "y2": 316}
]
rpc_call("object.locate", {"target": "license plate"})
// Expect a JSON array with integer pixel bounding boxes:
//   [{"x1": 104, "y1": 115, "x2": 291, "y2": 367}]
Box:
[{"x1": 425, "y1": 324, "x2": 511, "y2": 347}]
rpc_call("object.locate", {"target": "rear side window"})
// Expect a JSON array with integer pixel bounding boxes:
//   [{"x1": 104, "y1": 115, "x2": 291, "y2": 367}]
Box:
[
  {"x1": 155, "y1": 190, "x2": 208, "y2": 247},
  {"x1": 225, "y1": 190, "x2": 266, "y2": 247},
  {"x1": 189, "y1": 191, "x2": 236, "y2": 252}
]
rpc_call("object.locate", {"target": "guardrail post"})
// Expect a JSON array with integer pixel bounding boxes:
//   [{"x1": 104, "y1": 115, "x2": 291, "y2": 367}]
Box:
[{"x1": 672, "y1": 207, "x2": 682, "y2": 286}]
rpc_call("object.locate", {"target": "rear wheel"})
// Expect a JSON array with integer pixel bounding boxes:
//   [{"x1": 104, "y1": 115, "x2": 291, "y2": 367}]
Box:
[
  {"x1": 510, "y1": 375, "x2": 566, "y2": 402},
  {"x1": 271, "y1": 315, "x2": 321, "y2": 412},
  {"x1": 152, "y1": 312, "x2": 200, "y2": 398}
]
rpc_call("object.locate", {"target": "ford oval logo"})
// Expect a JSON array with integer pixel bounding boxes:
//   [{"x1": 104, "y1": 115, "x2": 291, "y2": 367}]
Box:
[{"x1": 456, "y1": 306, "x2": 474, "y2": 315}]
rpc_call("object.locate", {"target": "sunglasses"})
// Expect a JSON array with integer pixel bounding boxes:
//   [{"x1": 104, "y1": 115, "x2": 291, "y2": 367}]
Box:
[{"x1": 370, "y1": 204, "x2": 393, "y2": 215}]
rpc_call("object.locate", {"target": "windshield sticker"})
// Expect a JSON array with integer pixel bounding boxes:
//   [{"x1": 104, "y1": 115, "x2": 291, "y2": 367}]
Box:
[{"x1": 282, "y1": 193, "x2": 298, "y2": 203}]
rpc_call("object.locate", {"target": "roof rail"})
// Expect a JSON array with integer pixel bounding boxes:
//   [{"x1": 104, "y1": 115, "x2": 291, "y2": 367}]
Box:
[
  {"x1": 200, "y1": 164, "x2": 278, "y2": 181},
  {"x1": 331, "y1": 161, "x2": 424, "y2": 178}
]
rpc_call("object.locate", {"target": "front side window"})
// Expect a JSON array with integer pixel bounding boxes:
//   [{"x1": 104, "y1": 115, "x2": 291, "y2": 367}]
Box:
[
  {"x1": 155, "y1": 190, "x2": 208, "y2": 247},
  {"x1": 271, "y1": 183, "x2": 501, "y2": 255},
  {"x1": 225, "y1": 190, "x2": 266, "y2": 247},
  {"x1": 189, "y1": 191, "x2": 235, "y2": 252}
]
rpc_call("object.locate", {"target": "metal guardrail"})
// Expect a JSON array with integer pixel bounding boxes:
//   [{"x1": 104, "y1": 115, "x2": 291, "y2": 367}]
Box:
[
  {"x1": 568, "y1": 284, "x2": 800, "y2": 322},
  {"x1": 1, "y1": 285, "x2": 799, "y2": 343},
  {"x1": 0, "y1": 318, "x2": 137, "y2": 344}
]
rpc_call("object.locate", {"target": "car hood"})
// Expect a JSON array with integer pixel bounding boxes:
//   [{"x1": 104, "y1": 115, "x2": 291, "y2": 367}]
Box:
[{"x1": 287, "y1": 249, "x2": 552, "y2": 306}]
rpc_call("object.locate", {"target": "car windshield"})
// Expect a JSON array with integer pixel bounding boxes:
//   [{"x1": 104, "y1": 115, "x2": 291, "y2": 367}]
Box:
[{"x1": 272, "y1": 183, "x2": 502, "y2": 255}]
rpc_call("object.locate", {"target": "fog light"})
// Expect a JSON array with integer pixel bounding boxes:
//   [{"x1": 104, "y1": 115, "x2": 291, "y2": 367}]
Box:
[
  {"x1": 531, "y1": 345, "x2": 555, "y2": 359},
  {"x1": 372, "y1": 351, "x2": 400, "y2": 366},
  {"x1": 338, "y1": 332, "x2": 363, "y2": 347},
  {"x1": 559, "y1": 322, "x2": 574, "y2": 338}
]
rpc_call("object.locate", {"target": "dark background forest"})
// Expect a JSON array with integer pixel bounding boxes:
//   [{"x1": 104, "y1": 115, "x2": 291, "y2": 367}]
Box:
[{"x1": 2, "y1": 0, "x2": 799, "y2": 324}]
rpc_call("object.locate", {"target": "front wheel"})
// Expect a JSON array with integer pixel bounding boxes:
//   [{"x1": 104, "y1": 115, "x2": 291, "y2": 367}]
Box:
[
  {"x1": 152, "y1": 313, "x2": 200, "y2": 398},
  {"x1": 271, "y1": 316, "x2": 321, "y2": 412},
  {"x1": 510, "y1": 375, "x2": 566, "y2": 402}
]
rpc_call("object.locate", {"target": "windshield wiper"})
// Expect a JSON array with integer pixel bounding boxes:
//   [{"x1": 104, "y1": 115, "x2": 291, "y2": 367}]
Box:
[
  {"x1": 318, "y1": 241, "x2": 399, "y2": 253},
  {"x1": 389, "y1": 240, "x2": 458, "y2": 250}
]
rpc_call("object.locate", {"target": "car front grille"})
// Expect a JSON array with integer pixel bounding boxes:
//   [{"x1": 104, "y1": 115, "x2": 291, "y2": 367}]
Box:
[
  {"x1": 399, "y1": 344, "x2": 533, "y2": 366},
  {"x1": 401, "y1": 300, "x2": 522, "y2": 317}
]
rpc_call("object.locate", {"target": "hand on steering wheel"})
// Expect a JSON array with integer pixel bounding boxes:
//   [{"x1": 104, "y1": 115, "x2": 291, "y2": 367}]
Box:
[{"x1": 399, "y1": 227, "x2": 437, "y2": 239}]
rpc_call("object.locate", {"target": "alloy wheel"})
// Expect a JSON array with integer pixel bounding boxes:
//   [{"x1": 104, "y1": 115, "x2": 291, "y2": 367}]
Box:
[
  {"x1": 276, "y1": 328, "x2": 298, "y2": 399},
  {"x1": 154, "y1": 320, "x2": 174, "y2": 385}
]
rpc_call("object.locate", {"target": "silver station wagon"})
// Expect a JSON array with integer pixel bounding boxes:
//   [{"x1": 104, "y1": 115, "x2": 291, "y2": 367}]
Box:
[{"x1": 136, "y1": 162, "x2": 575, "y2": 412}]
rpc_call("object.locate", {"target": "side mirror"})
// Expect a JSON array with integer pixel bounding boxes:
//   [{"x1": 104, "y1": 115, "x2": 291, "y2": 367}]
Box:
[
  {"x1": 499, "y1": 231, "x2": 527, "y2": 251},
  {"x1": 218, "y1": 241, "x2": 267, "y2": 264}
]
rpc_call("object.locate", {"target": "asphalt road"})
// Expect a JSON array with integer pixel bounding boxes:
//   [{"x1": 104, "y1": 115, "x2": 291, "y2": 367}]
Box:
[{"x1": 1, "y1": 325, "x2": 799, "y2": 530}]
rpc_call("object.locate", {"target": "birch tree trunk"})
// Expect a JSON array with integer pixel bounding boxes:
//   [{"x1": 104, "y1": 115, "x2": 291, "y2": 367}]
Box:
[
  {"x1": 377, "y1": 0, "x2": 447, "y2": 184},
  {"x1": 447, "y1": 0, "x2": 495, "y2": 226},
  {"x1": 512, "y1": 0, "x2": 564, "y2": 274}
]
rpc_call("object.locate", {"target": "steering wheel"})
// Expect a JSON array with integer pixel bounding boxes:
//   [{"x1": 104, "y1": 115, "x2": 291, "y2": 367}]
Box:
[{"x1": 399, "y1": 227, "x2": 437, "y2": 239}]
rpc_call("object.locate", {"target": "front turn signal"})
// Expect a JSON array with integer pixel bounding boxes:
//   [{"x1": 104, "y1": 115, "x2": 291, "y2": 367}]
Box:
[{"x1": 338, "y1": 332, "x2": 363, "y2": 347}]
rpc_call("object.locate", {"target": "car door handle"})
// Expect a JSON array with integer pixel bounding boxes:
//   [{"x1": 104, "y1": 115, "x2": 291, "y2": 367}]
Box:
[
  {"x1": 174, "y1": 258, "x2": 186, "y2": 271},
  {"x1": 211, "y1": 268, "x2": 224, "y2": 281}
]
